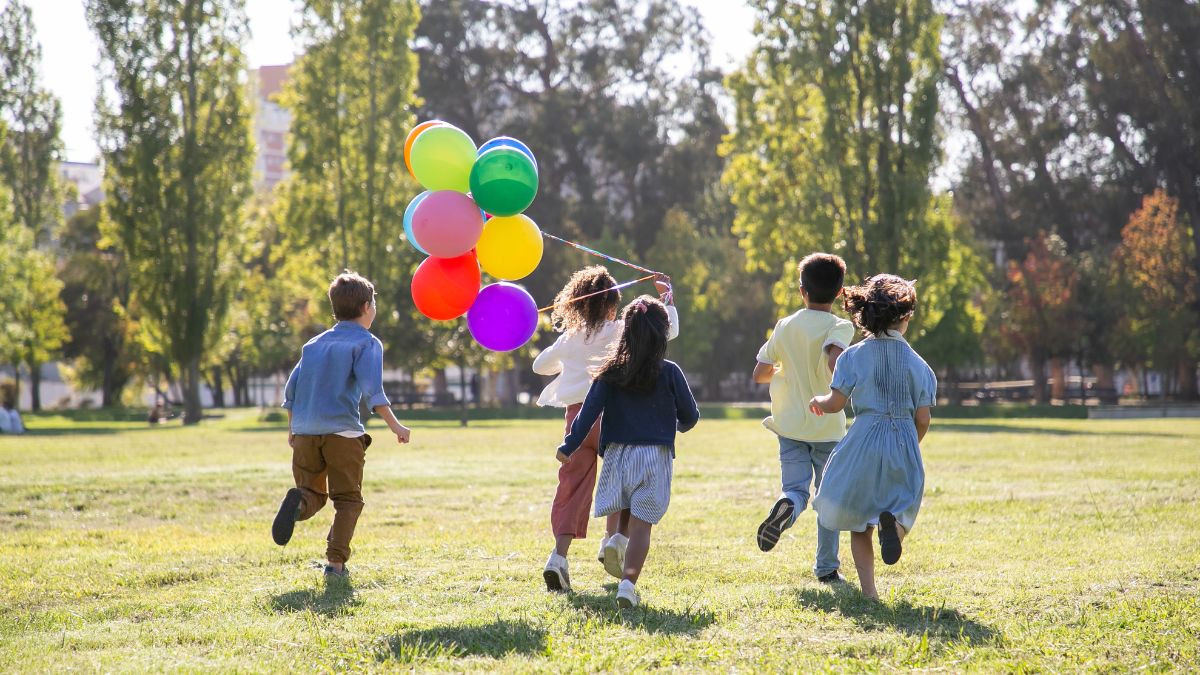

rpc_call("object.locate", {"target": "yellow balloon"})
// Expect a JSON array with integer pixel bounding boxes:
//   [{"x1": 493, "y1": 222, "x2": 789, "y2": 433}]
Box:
[{"x1": 476, "y1": 214, "x2": 543, "y2": 280}]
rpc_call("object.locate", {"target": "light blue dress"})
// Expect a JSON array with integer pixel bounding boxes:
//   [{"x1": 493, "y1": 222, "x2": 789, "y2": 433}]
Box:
[{"x1": 813, "y1": 330, "x2": 937, "y2": 533}]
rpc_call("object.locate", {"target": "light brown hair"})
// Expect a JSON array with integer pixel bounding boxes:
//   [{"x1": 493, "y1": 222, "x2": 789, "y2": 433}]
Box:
[{"x1": 328, "y1": 270, "x2": 375, "y2": 321}]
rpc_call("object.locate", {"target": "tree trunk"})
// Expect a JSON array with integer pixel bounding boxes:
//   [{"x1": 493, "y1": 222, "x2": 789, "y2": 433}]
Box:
[
  {"x1": 1179, "y1": 359, "x2": 1199, "y2": 401},
  {"x1": 1032, "y1": 351, "x2": 1049, "y2": 405},
  {"x1": 1049, "y1": 357, "x2": 1066, "y2": 402},
  {"x1": 458, "y1": 358, "x2": 468, "y2": 428},
  {"x1": 946, "y1": 366, "x2": 961, "y2": 406},
  {"x1": 209, "y1": 367, "x2": 225, "y2": 408},
  {"x1": 432, "y1": 368, "x2": 449, "y2": 405},
  {"x1": 183, "y1": 356, "x2": 203, "y2": 425},
  {"x1": 30, "y1": 362, "x2": 42, "y2": 411},
  {"x1": 1093, "y1": 363, "x2": 1118, "y2": 405},
  {"x1": 102, "y1": 357, "x2": 117, "y2": 407}
]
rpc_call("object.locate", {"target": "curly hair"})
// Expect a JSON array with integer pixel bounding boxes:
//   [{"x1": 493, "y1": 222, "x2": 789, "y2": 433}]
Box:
[
  {"x1": 550, "y1": 265, "x2": 621, "y2": 339},
  {"x1": 843, "y1": 274, "x2": 917, "y2": 337},
  {"x1": 595, "y1": 296, "x2": 669, "y2": 393}
]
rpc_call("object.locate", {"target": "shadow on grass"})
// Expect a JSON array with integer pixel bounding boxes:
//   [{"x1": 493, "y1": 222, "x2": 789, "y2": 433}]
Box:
[
  {"x1": 373, "y1": 620, "x2": 547, "y2": 662},
  {"x1": 936, "y1": 423, "x2": 1186, "y2": 438},
  {"x1": 566, "y1": 586, "x2": 715, "y2": 635},
  {"x1": 270, "y1": 581, "x2": 361, "y2": 617},
  {"x1": 796, "y1": 586, "x2": 998, "y2": 643}
]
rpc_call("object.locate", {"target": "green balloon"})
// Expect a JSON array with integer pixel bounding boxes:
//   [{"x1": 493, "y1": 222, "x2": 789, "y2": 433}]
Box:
[
  {"x1": 411, "y1": 125, "x2": 476, "y2": 192},
  {"x1": 469, "y1": 147, "x2": 539, "y2": 217}
]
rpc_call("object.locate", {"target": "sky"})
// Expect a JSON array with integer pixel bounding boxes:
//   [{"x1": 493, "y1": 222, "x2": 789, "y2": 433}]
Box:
[{"x1": 31, "y1": 0, "x2": 758, "y2": 164}]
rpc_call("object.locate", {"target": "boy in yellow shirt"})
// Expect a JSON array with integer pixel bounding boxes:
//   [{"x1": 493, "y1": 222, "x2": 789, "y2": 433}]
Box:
[{"x1": 752, "y1": 253, "x2": 854, "y2": 583}]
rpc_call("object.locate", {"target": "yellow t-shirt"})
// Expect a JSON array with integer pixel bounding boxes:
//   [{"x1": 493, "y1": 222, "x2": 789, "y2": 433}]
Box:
[{"x1": 756, "y1": 308, "x2": 855, "y2": 442}]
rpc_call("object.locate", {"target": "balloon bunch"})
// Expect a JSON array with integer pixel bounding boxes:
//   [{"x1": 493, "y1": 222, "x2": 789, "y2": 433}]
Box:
[{"x1": 403, "y1": 121, "x2": 543, "y2": 352}]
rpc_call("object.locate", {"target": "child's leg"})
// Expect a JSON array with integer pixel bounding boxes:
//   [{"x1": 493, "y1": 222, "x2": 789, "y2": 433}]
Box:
[
  {"x1": 850, "y1": 528, "x2": 877, "y2": 599},
  {"x1": 290, "y1": 434, "x2": 329, "y2": 519},
  {"x1": 616, "y1": 508, "x2": 631, "y2": 536},
  {"x1": 549, "y1": 405, "x2": 602, "y2": 556},
  {"x1": 623, "y1": 516, "x2": 653, "y2": 583},
  {"x1": 809, "y1": 442, "x2": 841, "y2": 578},
  {"x1": 322, "y1": 435, "x2": 368, "y2": 568},
  {"x1": 606, "y1": 512, "x2": 620, "y2": 538}
]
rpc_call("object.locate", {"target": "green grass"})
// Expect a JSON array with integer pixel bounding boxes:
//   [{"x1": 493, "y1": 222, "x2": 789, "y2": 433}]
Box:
[{"x1": 2, "y1": 410, "x2": 1198, "y2": 672}]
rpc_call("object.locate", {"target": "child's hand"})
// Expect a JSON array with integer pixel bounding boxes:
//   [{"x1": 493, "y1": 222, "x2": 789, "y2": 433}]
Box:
[
  {"x1": 392, "y1": 424, "x2": 412, "y2": 444},
  {"x1": 555, "y1": 450, "x2": 571, "y2": 464},
  {"x1": 808, "y1": 396, "x2": 826, "y2": 416},
  {"x1": 653, "y1": 273, "x2": 673, "y2": 304}
]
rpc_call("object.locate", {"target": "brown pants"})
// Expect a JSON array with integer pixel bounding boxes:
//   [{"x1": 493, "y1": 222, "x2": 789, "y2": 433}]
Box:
[{"x1": 290, "y1": 433, "x2": 371, "y2": 564}]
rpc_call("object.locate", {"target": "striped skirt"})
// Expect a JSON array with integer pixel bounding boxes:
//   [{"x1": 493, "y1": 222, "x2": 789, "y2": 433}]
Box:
[{"x1": 593, "y1": 444, "x2": 674, "y2": 525}]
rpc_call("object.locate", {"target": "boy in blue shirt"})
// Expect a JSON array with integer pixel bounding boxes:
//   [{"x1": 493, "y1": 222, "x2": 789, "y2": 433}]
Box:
[{"x1": 271, "y1": 271, "x2": 411, "y2": 579}]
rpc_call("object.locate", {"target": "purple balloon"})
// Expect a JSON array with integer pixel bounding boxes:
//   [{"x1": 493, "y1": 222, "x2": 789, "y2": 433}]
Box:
[{"x1": 467, "y1": 282, "x2": 538, "y2": 352}]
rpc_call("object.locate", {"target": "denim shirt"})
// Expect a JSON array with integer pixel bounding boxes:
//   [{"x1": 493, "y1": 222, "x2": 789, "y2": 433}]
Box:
[{"x1": 282, "y1": 321, "x2": 391, "y2": 435}]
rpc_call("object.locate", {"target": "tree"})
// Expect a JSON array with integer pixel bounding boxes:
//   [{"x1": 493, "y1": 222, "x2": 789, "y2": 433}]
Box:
[
  {"x1": 88, "y1": 0, "x2": 255, "y2": 424},
  {"x1": 0, "y1": 0, "x2": 68, "y2": 410},
  {"x1": 999, "y1": 232, "x2": 1079, "y2": 404},
  {"x1": 58, "y1": 207, "x2": 138, "y2": 407},
  {"x1": 1115, "y1": 190, "x2": 1199, "y2": 399},
  {"x1": 280, "y1": 0, "x2": 424, "y2": 369}
]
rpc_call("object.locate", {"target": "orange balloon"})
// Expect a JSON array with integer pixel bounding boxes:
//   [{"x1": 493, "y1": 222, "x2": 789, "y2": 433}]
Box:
[{"x1": 405, "y1": 120, "x2": 446, "y2": 178}]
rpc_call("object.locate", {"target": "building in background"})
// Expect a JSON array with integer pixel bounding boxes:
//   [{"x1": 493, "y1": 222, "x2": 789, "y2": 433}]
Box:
[
  {"x1": 250, "y1": 64, "x2": 291, "y2": 192},
  {"x1": 58, "y1": 160, "x2": 104, "y2": 219}
]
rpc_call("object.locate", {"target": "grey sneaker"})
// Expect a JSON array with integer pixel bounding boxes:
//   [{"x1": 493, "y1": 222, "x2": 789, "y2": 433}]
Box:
[
  {"x1": 616, "y1": 579, "x2": 640, "y2": 608},
  {"x1": 756, "y1": 497, "x2": 795, "y2": 552},
  {"x1": 817, "y1": 571, "x2": 847, "y2": 584},
  {"x1": 323, "y1": 564, "x2": 350, "y2": 579},
  {"x1": 543, "y1": 552, "x2": 571, "y2": 592},
  {"x1": 602, "y1": 533, "x2": 628, "y2": 579}
]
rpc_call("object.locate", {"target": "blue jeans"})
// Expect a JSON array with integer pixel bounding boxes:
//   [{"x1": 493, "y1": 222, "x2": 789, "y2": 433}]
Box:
[{"x1": 778, "y1": 436, "x2": 840, "y2": 577}]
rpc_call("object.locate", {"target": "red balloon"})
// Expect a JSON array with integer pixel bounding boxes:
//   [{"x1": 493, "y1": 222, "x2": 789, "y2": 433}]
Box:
[{"x1": 411, "y1": 251, "x2": 480, "y2": 320}]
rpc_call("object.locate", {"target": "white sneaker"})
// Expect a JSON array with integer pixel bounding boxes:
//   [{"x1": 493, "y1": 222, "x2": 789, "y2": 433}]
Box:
[
  {"x1": 602, "y1": 533, "x2": 628, "y2": 579},
  {"x1": 597, "y1": 535, "x2": 609, "y2": 564},
  {"x1": 616, "y1": 579, "x2": 640, "y2": 608},
  {"x1": 543, "y1": 552, "x2": 571, "y2": 592}
]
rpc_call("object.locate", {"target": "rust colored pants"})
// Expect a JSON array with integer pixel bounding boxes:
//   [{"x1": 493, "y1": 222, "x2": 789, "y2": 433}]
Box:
[
  {"x1": 550, "y1": 403, "x2": 603, "y2": 538},
  {"x1": 289, "y1": 433, "x2": 371, "y2": 564}
]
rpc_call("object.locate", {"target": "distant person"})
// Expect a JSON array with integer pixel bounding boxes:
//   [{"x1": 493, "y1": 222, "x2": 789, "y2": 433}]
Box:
[
  {"x1": 271, "y1": 271, "x2": 412, "y2": 580},
  {"x1": 751, "y1": 253, "x2": 855, "y2": 584},
  {"x1": 533, "y1": 266, "x2": 678, "y2": 593},
  {"x1": 557, "y1": 296, "x2": 698, "y2": 608},
  {"x1": 0, "y1": 399, "x2": 23, "y2": 434},
  {"x1": 810, "y1": 274, "x2": 936, "y2": 600}
]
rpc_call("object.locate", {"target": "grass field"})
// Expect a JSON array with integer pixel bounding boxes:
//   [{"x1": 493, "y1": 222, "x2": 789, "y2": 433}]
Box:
[{"x1": 2, "y1": 410, "x2": 1198, "y2": 672}]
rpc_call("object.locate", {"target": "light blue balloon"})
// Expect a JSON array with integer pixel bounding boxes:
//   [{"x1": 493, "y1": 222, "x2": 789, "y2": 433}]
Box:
[
  {"x1": 403, "y1": 191, "x2": 431, "y2": 254},
  {"x1": 477, "y1": 136, "x2": 537, "y2": 173}
]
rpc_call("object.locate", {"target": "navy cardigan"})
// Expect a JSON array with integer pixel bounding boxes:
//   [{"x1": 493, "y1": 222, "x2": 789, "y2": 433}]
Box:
[{"x1": 558, "y1": 360, "x2": 699, "y2": 457}]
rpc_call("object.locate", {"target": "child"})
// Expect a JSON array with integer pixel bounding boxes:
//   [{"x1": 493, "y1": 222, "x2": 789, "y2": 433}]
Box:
[
  {"x1": 556, "y1": 296, "x2": 698, "y2": 608},
  {"x1": 534, "y1": 266, "x2": 677, "y2": 592},
  {"x1": 271, "y1": 271, "x2": 412, "y2": 579},
  {"x1": 809, "y1": 274, "x2": 936, "y2": 600},
  {"x1": 751, "y1": 253, "x2": 855, "y2": 584}
]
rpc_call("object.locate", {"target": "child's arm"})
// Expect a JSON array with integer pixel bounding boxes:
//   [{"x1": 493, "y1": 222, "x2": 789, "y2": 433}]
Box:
[
  {"x1": 282, "y1": 359, "x2": 301, "y2": 434},
  {"x1": 557, "y1": 380, "x2": 607, "y2": 462},
  {"x1": 824, "y1": 344, "x2": 844, "y2": 374},
  {"x1": 655, "y1": 275, "x2": 682, "y2": 341},
  {"x1": 752, "y1": 361, "x2": 775, "y2": 384},
  {"x1": 374, "y1": 404, "x2": 412, "y2": 444},
  {"x1": 532, "y1": 334, "x2": 567, "y2": 376},
  {"x1": 914, "y1": 406, "x2": 931, "y2": 442},
  {"x1": 672, "y1": 364, "x2": 700, "y2": 433},
  {"x1": 809, "y1": 389, "x2": 849, "y2": 416}
]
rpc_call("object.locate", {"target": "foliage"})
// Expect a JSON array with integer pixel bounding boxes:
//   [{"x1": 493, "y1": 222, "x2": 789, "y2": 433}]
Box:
[
  {"x1": 88, "y1": 0, "x2": 255, "y2": 423},
  {"x1": 1114, "y1": 189, "x2": 1199, "y2": 391}
]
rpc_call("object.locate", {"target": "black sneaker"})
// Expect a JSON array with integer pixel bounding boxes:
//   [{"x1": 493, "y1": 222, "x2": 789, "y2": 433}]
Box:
[
  {"x1": 816, "y1": 571, "x2": 846, "y2": 584},
  {"x1": 756, "y1": 497, "x2": 795, "y2": 552},
  {"x1": 272, "y1": 488, "x2": 304, "y2": 546},
  {"x1": 878, "y1": 511, "x2": 902, "y2": 565}
]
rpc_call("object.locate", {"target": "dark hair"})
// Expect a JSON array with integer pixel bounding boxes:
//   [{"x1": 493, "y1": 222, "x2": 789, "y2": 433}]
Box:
[
  {"x1": 328, "y1": 270, "x2": 375, "y2": 320},
  {"x1": 798, "y1": 253, "x2": 847, "y2": 304},
  {"x1": 595, "y1": 295, "x2": 669, "y2": 393},
  {"x1": 550, "y1": 265, "x2": 621, "y2": 339},
  {"x1": 843, "y1": 274, "x2": 917, "y2": 337}
]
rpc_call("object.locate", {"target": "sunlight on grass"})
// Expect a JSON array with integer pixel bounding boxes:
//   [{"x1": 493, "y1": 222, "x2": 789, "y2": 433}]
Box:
[{"x1": 2, "y1": 410, "x2": 1198, "y2": 671}]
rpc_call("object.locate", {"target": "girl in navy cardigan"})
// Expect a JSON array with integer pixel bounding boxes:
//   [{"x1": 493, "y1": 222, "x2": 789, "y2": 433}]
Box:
[{"x1": 557, "y1": 296, "x2": 699, "y2": 608}]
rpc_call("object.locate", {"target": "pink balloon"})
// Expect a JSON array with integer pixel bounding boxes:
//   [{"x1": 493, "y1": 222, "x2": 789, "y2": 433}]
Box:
[{"x1": 411, "y1": 190, "x2": 485, "y2": 258}]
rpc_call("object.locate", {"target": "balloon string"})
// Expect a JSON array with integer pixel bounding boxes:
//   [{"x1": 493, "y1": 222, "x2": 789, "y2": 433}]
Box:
[
  {"x1": 538, "y1": 274, "x2": 657, "y2": 313},
  {"x1": 541, "y1": 231, "x2": 660, "y2": 275}
]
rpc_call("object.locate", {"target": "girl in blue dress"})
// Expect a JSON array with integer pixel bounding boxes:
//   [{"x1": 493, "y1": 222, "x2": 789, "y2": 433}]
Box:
[{"x1": 809, "y1": 275, "x2": 936, "y2": 600}]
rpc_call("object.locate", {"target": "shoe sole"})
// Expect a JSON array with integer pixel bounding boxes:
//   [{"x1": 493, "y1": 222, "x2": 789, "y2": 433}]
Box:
[
  {"x1": 616, "y1": 595, "x2": 637, "y2": 609},
  {"x1": 603, "y1": 543, "x2": 624, "y2": 579},
  {"x1": 879, "y1": 511, "x2": 902, "y2": 565},
  {"x1": 543, "y1": 569, "x2": 569, "y2": 593},
  {"x1": 272, "y1": 488, "x2": 304, "y2": 546},
  {"x1": 756, "y1": 498, "x2": 795, "y2": 552}
]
